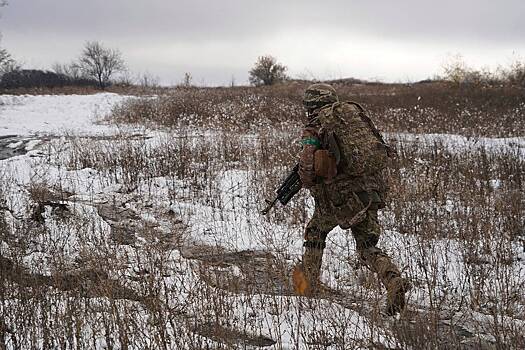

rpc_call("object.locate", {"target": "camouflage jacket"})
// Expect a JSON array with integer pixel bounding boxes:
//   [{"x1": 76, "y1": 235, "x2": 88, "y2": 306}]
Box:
[{"x1": 298, "y1": 103, "x2": 389, "y2": 201}]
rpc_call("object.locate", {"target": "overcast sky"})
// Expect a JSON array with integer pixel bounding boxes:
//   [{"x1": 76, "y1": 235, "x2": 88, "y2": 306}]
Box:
[{"x1": 1, "y1": 0, "x2": 524, "y2": 85}]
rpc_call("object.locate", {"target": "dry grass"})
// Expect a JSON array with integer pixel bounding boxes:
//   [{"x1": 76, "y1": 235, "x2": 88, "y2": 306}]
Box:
[
  {"x1": 109, "y1": 81, "x2": 525, "y2": 137},
  {"x1": 1, "y1": 82, "x2": 524, "y2": 349}
]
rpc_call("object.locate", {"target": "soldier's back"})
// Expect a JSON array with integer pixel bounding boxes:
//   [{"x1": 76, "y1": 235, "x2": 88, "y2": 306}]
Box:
[{"x1": 313, "y1": 101, "x2": 390, "y2": 197}]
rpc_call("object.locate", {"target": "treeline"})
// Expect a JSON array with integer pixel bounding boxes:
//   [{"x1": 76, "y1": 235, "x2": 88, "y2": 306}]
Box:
[
  {"x1": 0, "y1": 41, "x2": 126, "y2": 90},
  {"x1": 0, "y1": 69, "x2": 98, "y2": 89},
  {"x1": 1, "y1": 40, "x2": 525, "y2": 90}
]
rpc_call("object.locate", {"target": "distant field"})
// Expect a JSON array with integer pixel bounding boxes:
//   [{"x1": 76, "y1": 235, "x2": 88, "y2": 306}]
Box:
[{"x1": 109, "y1": 81, "x2": 525, "y2": 137}]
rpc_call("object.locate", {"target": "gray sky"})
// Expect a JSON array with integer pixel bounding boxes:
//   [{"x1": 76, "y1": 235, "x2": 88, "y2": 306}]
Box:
[{"x1": 2, "y1": 0, "x2": 524, "y2": 85}]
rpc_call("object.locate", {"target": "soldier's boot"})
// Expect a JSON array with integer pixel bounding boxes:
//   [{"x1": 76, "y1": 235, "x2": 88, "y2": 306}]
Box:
[
  {"x1": 361, "y1": 247, "x2": 411, "y2": 315},
  {"x1": 292, "y1": 246, "x2": 324, "y2": 296},
  {"x1": 385, "y1": 276, "x2": 411, "y2": 315}
]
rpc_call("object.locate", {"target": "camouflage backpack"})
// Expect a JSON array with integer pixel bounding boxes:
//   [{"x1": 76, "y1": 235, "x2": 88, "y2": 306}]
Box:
[{"x1": 317, "y1": 101, "x2": 392, "y2": 177}]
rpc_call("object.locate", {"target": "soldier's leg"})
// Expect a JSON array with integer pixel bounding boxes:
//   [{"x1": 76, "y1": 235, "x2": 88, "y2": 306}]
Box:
[
  {"x1": 294, "y1": 210, "x2": 336, "y2": 295},
  {"x1": 352, "y1": 210, "x2": 410, "y2": 314},
  {"x1": 352, "y1": 210, "x2": 399, "y2": 282}
]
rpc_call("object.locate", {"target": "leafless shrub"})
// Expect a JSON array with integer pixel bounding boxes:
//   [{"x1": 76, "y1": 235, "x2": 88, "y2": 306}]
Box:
[
  {"x1": 51, "y1": 61, "x2": 83, "y2": 80},
  {"x1": 137, "y1": 71, "x2": 160, "y2": 91},
  {"x1": 180, "y1": 72, "x2": 193, "y2": 88},
  {"x1": 249, "y1": 55, "x2": 288, "y2": 86},
  {"x1": 506, "y1": 60, "x2": 525, "y2": 87}
]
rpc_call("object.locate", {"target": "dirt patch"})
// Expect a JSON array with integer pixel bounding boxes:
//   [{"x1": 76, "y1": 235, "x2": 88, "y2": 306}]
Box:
[
  {"x1": 0, "y1": 255, "x2": 141, "y2": 301},
  {"x1": 190, "y1": 321, "x2": 276, "y2": 348},
  {"x1": 181, "y1": 244, "x2": 295, "y2": 296}
]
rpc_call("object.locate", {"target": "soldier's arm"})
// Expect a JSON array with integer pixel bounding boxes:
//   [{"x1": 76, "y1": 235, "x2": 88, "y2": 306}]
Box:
[{"x1": 298, "y1": 127, "x2": 320, "y2": 188}]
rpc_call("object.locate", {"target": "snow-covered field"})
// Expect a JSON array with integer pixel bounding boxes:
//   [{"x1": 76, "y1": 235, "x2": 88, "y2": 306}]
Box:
[
  {"x1": 0, "y1": 93, "x2": 133, "y2": 137},
  {"x1": 1, "y1": 93, "x2": 524, "y2": 349}
]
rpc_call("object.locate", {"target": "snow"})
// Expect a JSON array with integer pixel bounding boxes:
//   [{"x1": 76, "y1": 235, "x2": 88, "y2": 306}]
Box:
[
  {"x1": 0, "y1": 93, "x2": 132, "y2": 137},
  {"x1": 1, "y1": 93, "x2": 524, "y2": 349},
  {"x1": 388, "y1": 132, "x2": 525, "y2": 158}
]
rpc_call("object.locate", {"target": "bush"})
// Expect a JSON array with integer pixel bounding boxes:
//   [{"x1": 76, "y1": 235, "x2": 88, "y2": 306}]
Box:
[
  {"x1": 248, "y1": 55, "x2": 288, "y2": 86},
  {"x1": 441, "y1": 54, "x2": 501, "y2": 86},
  {"x1": 506, "y1": 60, "x2": 525, "y2": 87},
  {"x1": 440, "y1": 54, "x2": 525, "y2": 88}
]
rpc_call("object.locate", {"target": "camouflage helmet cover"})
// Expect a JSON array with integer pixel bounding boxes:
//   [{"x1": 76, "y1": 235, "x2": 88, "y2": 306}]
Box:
[{"x1": 303, "y1": 83, "x2": 339, "y2": 111}]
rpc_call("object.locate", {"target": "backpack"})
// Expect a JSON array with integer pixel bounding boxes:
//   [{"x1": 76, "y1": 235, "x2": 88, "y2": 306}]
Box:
[{"x1": 317, "y1": 101, "x2": 392, "y2": 177}]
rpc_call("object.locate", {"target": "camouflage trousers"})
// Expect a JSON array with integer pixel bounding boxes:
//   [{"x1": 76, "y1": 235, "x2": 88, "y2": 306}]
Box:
[{"x1": 302, "y1": 192, "x2": 401, "y2": 290}]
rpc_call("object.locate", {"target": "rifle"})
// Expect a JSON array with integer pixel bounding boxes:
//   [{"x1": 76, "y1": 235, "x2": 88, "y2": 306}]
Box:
[{"x1": 261, "y1": 163, "x2": 302, "y2": 215}]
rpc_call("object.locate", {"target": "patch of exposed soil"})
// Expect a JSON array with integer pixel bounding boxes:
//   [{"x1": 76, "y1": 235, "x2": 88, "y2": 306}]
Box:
[
  {"x1": 181, "y1": 243, "x2": 295, "y2": 296},
  {"x1": 0, "y1": 256, "x2": 141, "y2": 301},
  {"x1": 190, "y1": 321, "x2": 276, "y2": 348}
]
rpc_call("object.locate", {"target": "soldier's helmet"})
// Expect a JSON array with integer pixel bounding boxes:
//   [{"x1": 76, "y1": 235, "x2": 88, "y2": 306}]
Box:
[{"x1": 303, "y1": 83, "x2": 339, "y2": 112}]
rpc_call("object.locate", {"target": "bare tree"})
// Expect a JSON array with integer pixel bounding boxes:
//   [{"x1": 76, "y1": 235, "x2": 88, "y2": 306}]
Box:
[
  {"x1": 0, "y1": 46, "x2": 19, "y2": 76},
  {"x1": 77, "y1": 41, "x2": 126, "y2": 89},
  {"x1": 181, "y1": 72, "x2": 193, "y2": 87},
  {"x1": 137, "y1": 71, "x2": 159, "y2": 89},
  {"x1": 248, "y1": 55, "x2": 288, "y2": 86},
  {"x1": 0, "y1": 1, "x2": 18, "y2": 76},
  {"x1": 51, "y1": 61, "x2": 83, "y2": 80}
]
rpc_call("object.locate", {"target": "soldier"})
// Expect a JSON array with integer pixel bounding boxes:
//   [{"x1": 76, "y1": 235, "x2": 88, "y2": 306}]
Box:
[{"x1": 292, "y1": 83, "x2": 410, "y2": 315}]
